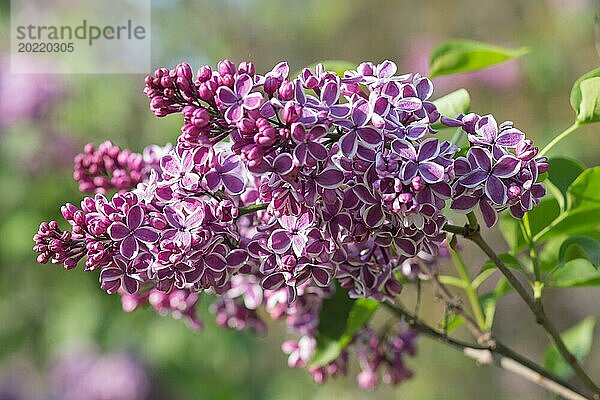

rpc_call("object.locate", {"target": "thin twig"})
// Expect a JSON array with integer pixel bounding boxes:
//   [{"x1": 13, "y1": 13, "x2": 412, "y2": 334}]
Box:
[
  {"x1": 443, "y1": 221, "x2": 600, "y2": 398},
  {"x1": 384, "y1": 302, "x2": 589, "y2": 400}
]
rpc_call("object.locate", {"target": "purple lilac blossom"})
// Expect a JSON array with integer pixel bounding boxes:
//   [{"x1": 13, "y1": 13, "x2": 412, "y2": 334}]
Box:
[{"x1": 34, "y1": 59, "x2": 546, "y2": 391}]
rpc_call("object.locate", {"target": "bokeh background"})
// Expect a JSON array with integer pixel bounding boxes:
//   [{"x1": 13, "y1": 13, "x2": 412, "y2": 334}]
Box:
[{"x1": 1, "y1": 0, "x2": 599, "y2": 399}]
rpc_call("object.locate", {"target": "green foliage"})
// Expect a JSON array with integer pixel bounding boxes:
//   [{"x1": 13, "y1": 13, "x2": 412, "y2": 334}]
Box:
[
  {"x1": 543, "y1": 317, "x2": 596, "y2": 379},
  {"x1": 570, "y1": 67, "x2": 600, "y2": 123},
  {"x1": 479, "y1": 278, "x2": 511, "y2": 330},
  {"x1": 551, "y1": 259, "x2": 600, "y2": 287},
  {"x1": 546, "y1": 157, "x2": 585, "y2": 211},
  {"x1": 310, "y1": 289, "x2": 379, "y2": 367},
  {"x1": 558, "y1": 236, "x2": 600, "y2": 268},
  {"x1": 429, "y1": 39, "x2": 528, "y2": 77},
  {"x1": 431, "y1": 89, "x2": 471, "y2": 129}
]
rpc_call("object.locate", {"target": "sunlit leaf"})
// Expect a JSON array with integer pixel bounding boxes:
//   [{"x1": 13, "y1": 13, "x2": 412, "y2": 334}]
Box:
[
  {"x1": 429, "y1": 39, "x2": 528, "y2": 78},
  {"x1": 577, "y1": 77, "x2": 600, "y2": 123},
  {"x1": 544, "y1": 317, "x2": 596, "y2": 379},
  {"x1": 570, "y1": 67, "x2": 600, "y2": 121},
  {"x1": 431, "y1": 89, "x2": 471, "y2": 129}
]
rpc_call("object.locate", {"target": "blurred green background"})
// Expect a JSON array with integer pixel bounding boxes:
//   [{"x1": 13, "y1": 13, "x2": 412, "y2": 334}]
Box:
[{"x1": 1, "y1": 0, "x2": 599, "y2": 399}]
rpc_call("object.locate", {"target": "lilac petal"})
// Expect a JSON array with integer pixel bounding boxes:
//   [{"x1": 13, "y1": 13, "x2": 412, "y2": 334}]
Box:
[
  {"x1": 100, "y1": 267, "x2": 122, "y2": 281},
  {"x1": 460, "y1": 170, "x2": 488, "y2": 187},
  {"x1": 492, "y1": 156, "x2": 521, "y2": 178},
  {"x1": 363, "y1": 204, "x2": 385, "y2": 228},
  {"x1": 419, "y1": 162, "x2": 445, "y2": 183},
  {"x1": 441, "y1": 116, "x2": 464, "y2": 127},
  {"x1": 164, "y1": 207, "x2": 183, "y2": 229},
  {"x1": 339, "y1": 131, "x2": 358, "y2": 157},
  {"x1": 415, "y1": 77, "x2": 433, "y2": 100},
  {"x1": 204, "y1": 171, "x2": 221, "y2": 191},
  {"x1": 295, "y1": 212, "x2": 312, "y2": 229},
  {"x1": 351, "y1": 98, "x2": 370, "y2": 126},
  {"x1": 134, "y1": 227, "x2": 159, "y2": 243},
  {"x1": 235, "y1": 74, "x2": 253, "y2": 97},
  {"x1": 382, "y1": 82, "x2": 400, "y2": 98},
  {"x1": 108, "y1": 222, "x2": 130, "y2": 241},
  {"x1": 262, "y1": 272, "x2": 285, "y2": 290},
  {"x1": 294, "y1": 79, "x2": 306, "y2": 104},
  {"x1": 221, "y1": 174, "x2": 245, "y2": 194},
  {"x1": 377, "y1": 60, "x2": 397, "y2": 78},
  {"x1": 451, "y1": 195, "x2": 480, "y2": 211},
  {"x1": 243, "y1": 92, "x2": 263, "y2": 110},
  {"x1": 417, "y1": 138, "x2": 440, "y2": 162},
  {"x1": 279, "y1": 215, "x2": 296, "y2": 231},
  {"x1": 226, "y1": 249, "x2": 247, "y2": 268},
  {"x1": 357, "y1": 127, "x2": 382, "y2": 146},
  {"x1": 225, "y1": 104, "x2": 244, "y2": 123},
  {"x1": 268, "y1": 229, "x2": 292, "y2": 253},
  {"x1": 120, "y1": 235, "x2": 139, "y2": 259},
  {"x1": 394, "y1": 237, "x2": 417, "y2": 256},
  {"x1": 306, "y1": 142, "x2": 328, "y2": 161},
  {"x1": 273, "y1": 153, "x2": 294, "y2": 175},
  {"x1": 312, "y1": 267, "x2": 331, "y2": 287},
  {"x1": 402, "y1": 162, "x2": 419, "y2": 180},
  {"x1": 470, "y1": 147, "x2": 492, "y2": 172},
  {"x1": 216, "y1": 86, "x2": 238, "y2": 105},
  {"x1": 186, "y1": 207, "x2": 205, "y2": 229},
  {"x1": 218, "y1": 155, "x2": 239, "y2": 174},
  {"x1": 432, "y1": 182, "x2": 452, "y2": 198},
  {"x1": 122, "y1": 276, "x2": 139, "y2": 294},
  {"x1": 479, "y1": 199, "x2": 498, "y2": 227},
  {"x1": 391, "y1": 139, "x2": 417, "y2": 160},
  {"x1": 454, "y1": 158, "x2": 471, "y2": 175},
  {"x1": 127, "y1": 205, "x2": 144, "y2": 230},
  {"x1": 205, "y1": 254, "x2": 227, "y2": 272},
  {"x1": 321, "y1": 81, "x2": 339, "y2": 106},
  {"x1": 160, "y1": 155, "x2": 180, "y2": 176},
  {"x1": 294, "y1": 145, "x2": 308, "y2": 165},
  {"x1": 485, "y1": 175, "x2": 507, "y2": 205},
  {"x1": 352, "y1": 184, "x2": 377, "y2": 204},
  {"x1": 329, "y1": 104, "x2": 350, "y2": 118},
  {"x1": 315, "y1": 168, "x2": 344, "y2": 189},
  {"x1": 397, "y1": 97, "x2": 423, "y2": 112},
  {"x1": 291, "y1": 235, "x2": 307, "y2": 256},
  {"x1": 496, "y1": 128, "x2": 525, "y2": 146},
  {"x1": 476, "y1": 115, "x2": 498, "y2": 143}
]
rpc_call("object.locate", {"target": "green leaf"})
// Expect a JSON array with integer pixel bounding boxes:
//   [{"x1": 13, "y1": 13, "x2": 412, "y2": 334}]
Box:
[
  {"x1": 501, "y1": 197, "x2": 561, "y2": 251},
  {"x1": 551, "y1": 259, "x2": 600, "y2": 287},
  {"x1": 543, "y1": 317, "x2": 596, "y2": 379},
  {"x1": 309, "y1": 60, "x2": 356, "y2": 77},
  {"x1": 431, "y1": 89, "x2": 471, "y2": 129},
  {"x1": 577, "y1": 77, "x2": 600, "y2": 123},
  {"x1": 441, "y1": 313, "x2": 464, "y2": 333},
  {"x1": 546, "y1": 157, "x2": 585, "y2": 211},
  {"x1": 567, "y1": 167, "x2": 600, "y2": 211},
  {"x1": 429, "y1": 39, "x2": 528, "y2": 78},
  {"x1": 558, "y1": 235, "x2": 600, "y2": 268},
  {"x1": 310, "y1": 289, "x2": 379, "y2": 367},
  {"x1": 571, "y1": 67, "x2": 600, "y2": 120}
]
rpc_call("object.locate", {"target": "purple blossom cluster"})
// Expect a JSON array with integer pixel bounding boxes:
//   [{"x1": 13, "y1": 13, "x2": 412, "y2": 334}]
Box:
[
  {"x1": 444, "y1": 114, "x2": 548, "y2": 226},
  {"x1": 34, "y1": 59, "x2": 547, "y2": 390}
]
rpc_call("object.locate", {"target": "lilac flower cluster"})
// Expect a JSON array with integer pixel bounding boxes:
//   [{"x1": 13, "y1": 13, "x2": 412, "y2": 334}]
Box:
[
  {"x1": 444, "y1": 114, "x2": 548, "y2": 226},
  {"x1": 34, "y1": 59, "x2": 547, "y2": 390}
]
